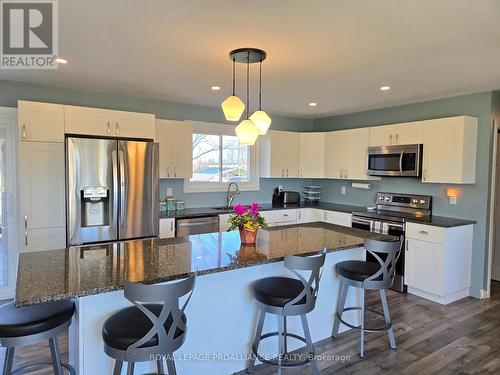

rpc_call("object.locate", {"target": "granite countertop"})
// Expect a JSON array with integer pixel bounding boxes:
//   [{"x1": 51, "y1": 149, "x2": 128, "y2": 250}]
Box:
[
  {"x1": 160, "y1": 201, "x2": 474, "y2": 228},
  {"x1": 15, "y1": 222, "x2": 396, "y2": 307},
  {"x1": 159, "y1": 202, "x2": 365, "y2": 219}
]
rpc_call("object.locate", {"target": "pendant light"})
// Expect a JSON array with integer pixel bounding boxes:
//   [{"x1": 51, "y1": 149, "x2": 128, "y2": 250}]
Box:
[
  {"x1": 235, "y1": 51, "x2": 259, "y2": 145},
  {"x1": 221, "y1": 57, "x2": 245, "y2": 121},
  {"x1": 250, "y1": 59, "x2": 272, "y2": 135}
]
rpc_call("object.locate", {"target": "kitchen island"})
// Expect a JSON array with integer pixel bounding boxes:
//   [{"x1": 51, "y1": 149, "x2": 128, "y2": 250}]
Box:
[{"x1": 16, "y1": 222, "x2": 396, "y2": 375}]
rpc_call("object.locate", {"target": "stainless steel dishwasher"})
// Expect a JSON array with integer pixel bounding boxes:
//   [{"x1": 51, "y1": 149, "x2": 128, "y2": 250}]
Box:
[{"x1": 176, "y1": 216, "x2": 219, "y2": 236}]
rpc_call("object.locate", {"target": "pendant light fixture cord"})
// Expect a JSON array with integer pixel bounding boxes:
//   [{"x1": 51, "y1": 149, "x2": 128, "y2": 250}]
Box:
[
  {"x1": 246, "y1": 51, "x2": 250, "y2": 119},
  {"x1": 232, "y1": 57, "x2": 236, "y2": 96},
  {"x1": 259, "y1": 59, "x2": 262, "y2": 110}
]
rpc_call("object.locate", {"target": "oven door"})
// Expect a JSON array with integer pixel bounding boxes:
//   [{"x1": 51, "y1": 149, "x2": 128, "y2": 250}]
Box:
[{"x1": 367, "y1": 144, "x2": 422, "y2": 177}]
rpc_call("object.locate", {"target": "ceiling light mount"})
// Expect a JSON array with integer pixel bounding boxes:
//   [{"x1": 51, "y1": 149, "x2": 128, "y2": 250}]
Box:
[{"x1": 229, "y1": 48, "x2": 267, "y2": 64}]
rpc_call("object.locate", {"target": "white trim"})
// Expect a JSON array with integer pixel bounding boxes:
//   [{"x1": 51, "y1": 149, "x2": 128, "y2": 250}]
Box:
[
  {"x1": 487, "y1": 119, "x2": 499, "y2": 298},
  {"x1": 183, "y1": 122, "x2": 261, "y2": 193},
  {"x1": 0, "y1": 107, "x2": 17, "y2": 300}
]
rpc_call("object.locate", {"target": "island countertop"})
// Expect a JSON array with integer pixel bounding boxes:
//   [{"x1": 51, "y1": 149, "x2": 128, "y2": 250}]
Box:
[{"x1": 16, "y1": 222, "x2": 396, "y2": 307}]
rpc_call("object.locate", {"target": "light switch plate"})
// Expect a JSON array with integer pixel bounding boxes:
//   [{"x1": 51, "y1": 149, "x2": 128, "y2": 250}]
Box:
[
  {"x1": 167, "y1": 187, "x2": 173, "y2": 196},
  {"x1": 341, "y1": 186, "x2": 346, "y2": 195}
]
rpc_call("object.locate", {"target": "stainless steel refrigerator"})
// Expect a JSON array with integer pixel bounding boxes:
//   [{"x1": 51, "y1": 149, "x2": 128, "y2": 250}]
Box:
[{"x1": 66, "y1": 137, "x2": 159, "y2": 245}]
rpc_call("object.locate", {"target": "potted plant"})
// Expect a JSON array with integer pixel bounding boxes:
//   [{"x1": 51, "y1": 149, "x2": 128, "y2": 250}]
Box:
[{"x1": 227, "y1": 202, "x2": 268, "y2": 244}]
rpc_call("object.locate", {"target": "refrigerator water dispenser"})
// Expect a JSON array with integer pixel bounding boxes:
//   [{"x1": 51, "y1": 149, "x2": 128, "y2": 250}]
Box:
[{"x1": 81, "y1": 186, "x2": 109, "y2": 227}]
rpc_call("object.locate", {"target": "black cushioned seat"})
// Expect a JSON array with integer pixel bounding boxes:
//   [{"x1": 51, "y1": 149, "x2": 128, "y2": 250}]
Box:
[
  {"x1": 252, "y1": 277, "x2": 310, "y2": 307},
  {"x1": 336, "y1": 260, "x2": 381, "y2": 282},
  {"x1": 0, "y1": 300, "x2": 75, "y2": 338},
  {"x1": 102, "y1": 304, "x2": 187, "y2": 351}
]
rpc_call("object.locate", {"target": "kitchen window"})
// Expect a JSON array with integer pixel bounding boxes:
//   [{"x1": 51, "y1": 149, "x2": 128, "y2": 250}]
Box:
[{"x1": 184, "y1": 121, "x2": 259, "y2": 192}]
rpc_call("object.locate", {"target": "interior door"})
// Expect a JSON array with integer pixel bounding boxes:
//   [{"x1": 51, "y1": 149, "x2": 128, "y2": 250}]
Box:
[
  {"x1": 118, "y1": 140, "x2": 159, "y2": 240},
  {"x1": 0, "y1": 108, "x2": 17, "y2": 299}
]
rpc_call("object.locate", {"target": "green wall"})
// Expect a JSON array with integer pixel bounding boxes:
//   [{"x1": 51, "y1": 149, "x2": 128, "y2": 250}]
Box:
[{"x1": 314, "y1": 92, "x2": 495, "y2": 297}]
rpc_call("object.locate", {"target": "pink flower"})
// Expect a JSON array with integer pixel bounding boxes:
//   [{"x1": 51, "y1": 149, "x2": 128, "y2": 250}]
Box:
[
  {"x1": 234, "y1": 205, "x2": 247, "y2": 216},
  {"x1": 249, "y1": 202, "x2": 259, "y2": 216}
]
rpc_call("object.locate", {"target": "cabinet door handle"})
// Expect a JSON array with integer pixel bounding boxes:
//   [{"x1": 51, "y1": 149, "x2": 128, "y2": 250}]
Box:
[
  {"x1": 324, "y1": 212, "x2": 327, "y2": 220},
  {"x1": 283, "y1": 213, "x2": 288, "y2": 217},
  {"x1": 345, "y1": 170, "x2": 348, "y2": 178},
  {"x1": 423, "y1": 169, "x2": 427, "y2": 181},
  {"x1": 115, "y1": 122, "x2": 119, "y2": 135},
  {"x1": 25, "y1": 231, "x2": 28, "y2": 246},
  {"x1": 170, "y1": 221, "x2": 173, "y2": 231},
  {"x1": 24, "y1": 214, "x2": 28, "y2": 229},
  {"x1": 282, "y1": 168, "x2": 284, "y2": 177},
  {"x1": 300, "y1": 169, "x2": 302, "y2": 178},
  {"x1": 22, "y1": 124, "x2": 27, "y2": 139},
  {"x1": 167, "y1": 167, "x2": 170, "y2": 178},
  {"x1": 389, "y1": 134, "x2": 393, "y2": 144},
  {"x1": 107, "y1": 121, "x2": 111, "y2": 134},
  {"x1": 298, "y1": 211, "x2": 301, "y2": 220},
  {"x1": 395, "y1": 133, "x2": 399, "y2": 143},
  {"x1": 418, "y1": 230, "x2": 429, "y2": 235},
  {"x1": 174, "y1": 167, "x2": 176, "y2": 177},
  {"x1": 339, "y1": 169, "x2": 343, "y2": 178},
  {"x1": 286, "y1": 168, "x2": 289, "y2": 177}
]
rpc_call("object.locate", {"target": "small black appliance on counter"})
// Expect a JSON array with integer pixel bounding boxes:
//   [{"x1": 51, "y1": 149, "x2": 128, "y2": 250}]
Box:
[{"x1": 272, "y1": 187, "x2": 300, "y2": 205}]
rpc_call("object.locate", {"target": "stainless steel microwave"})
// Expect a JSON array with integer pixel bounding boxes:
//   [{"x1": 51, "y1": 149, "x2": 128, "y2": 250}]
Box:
[{"x1": 366, "y1": 144, "x2": 422, "y2": 177}]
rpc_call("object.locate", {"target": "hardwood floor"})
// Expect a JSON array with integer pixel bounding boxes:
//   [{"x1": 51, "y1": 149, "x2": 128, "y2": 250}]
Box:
[
  {"x1": 1, "y1": 283, "x2": 500, "y2": 374},
  {"x1": 238, "y1": 281, "x2": 500, "y2": 375}
]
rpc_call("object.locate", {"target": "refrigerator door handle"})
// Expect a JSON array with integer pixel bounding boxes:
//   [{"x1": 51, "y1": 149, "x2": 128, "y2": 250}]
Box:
[
  {"x1": 118, "y1": 149, "x2": 126, "y2": 234},
  {"x1": 112, "y1": 147, "x2": 120, "y2": 238}
]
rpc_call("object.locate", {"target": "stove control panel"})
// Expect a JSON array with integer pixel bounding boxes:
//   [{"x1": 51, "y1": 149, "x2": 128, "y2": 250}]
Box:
[{"x1": 376, "y1": 192, "x2": 431, "y2": 210}]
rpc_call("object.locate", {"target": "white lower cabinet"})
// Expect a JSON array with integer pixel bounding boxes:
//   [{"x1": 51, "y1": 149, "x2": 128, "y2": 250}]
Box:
[
  {"x1": 297, "y1": 208, "x2": 323, "y2": 224},
  {"x1": 21, "y1": 227, "x2": 66, "y2": 253},
  {"x1": 323, "y1": 211, "x2": 352, "y2": 227},
  {"x1": 261, "y1": 210, "x2": 298, "y2": 227},
  {"x1": 404, "y1": 222, "x2": 473, "y2": 304},
  {"x1": 219, "y1": 214, "x2": 233, "y2": 232},
  {"x1": 159, "y1": 218, "x2": 175, "y2": 239}
]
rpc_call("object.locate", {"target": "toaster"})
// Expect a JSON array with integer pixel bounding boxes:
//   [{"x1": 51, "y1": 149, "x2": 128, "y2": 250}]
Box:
[{"x1": 280, "y1": 191, "x2": 300, "y2": 204}]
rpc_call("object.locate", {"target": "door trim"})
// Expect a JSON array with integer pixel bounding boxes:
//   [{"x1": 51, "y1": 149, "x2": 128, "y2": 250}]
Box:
[{"x1": 0, "y1": 107, "x2": 17, "y2": 300}]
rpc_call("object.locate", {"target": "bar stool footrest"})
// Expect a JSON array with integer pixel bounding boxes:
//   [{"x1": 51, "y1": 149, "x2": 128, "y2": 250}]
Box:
[
  {"x1": 252, "y1": 331, "x2": 315, "y2": 368},
  {"x1": 337, "y1": 306, "x2": 392, "y2": 333},
  {"x1": 10, "y1": 361, "x2": 75, "y2": 375}
]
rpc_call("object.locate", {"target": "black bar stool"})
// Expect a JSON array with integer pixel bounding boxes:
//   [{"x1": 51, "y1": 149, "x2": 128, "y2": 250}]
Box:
[
  {"x1": 102, "y1": 275, "x2": 196, "y2": 375},
  {"x1": 332, "y1": 237, "x2": 403, "y2": 358},
  {"x1": 247, "y1": 249, "x2": 326, "y2": 375},
  {"x1": 0, "y1": 300, "x2": 75, "y2": 375}
]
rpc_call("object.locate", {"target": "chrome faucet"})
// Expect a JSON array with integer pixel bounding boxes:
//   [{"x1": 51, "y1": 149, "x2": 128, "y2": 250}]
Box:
[{"x1": 226, "y1": 182, "x2": 240, "y2": 208}]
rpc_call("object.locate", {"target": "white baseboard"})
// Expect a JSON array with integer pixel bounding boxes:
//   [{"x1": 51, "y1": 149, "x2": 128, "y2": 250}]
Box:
[{"x1": 408, "y1": 287, "x2": 470, "y2": 305}]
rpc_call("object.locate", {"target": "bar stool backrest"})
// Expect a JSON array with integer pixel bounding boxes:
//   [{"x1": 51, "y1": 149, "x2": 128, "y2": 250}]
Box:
[
  {"x1": 123, "y1": 274, "x2": 196, "y2": 359},
  {"x1": 283, "y1": 249, "x2": 326, "y2": 315},
  {"x1": 363, "y1": 237, "x2": 403, "y2": 289}
]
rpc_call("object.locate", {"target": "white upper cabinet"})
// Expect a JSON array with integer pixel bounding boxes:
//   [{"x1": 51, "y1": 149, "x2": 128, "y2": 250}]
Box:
[
  {"x1": 65, "y1": 105, "x2": 155, "y2": 139},
  {"x1": 299, "y1": 132, "x2": 326, "y2": 178},
  {"x1": 156, "y1": 119, "x2": 193, "y2": 179},
  {"x1": 18, "y1": 101, "x2": 64, "y2": 142},
  {"x1": 112, "y1": 110, "x2": 155, "y2": 139},
  {"x1": 65, "y1": 105, "x2": 114, "y2": 136},
  {"x1": 369, "y1": 121, "x2": 423, "y2": 146},
  {"x1": 19, "y1": 142, "x2": 65, "y2": 229},
  {"x1": 326, "y1": 128, "x2": 378, "y2": 180},
  {"x1": 422, "y1": 116, "x2": 477, "y2": 184},
  {"x1": 261, "y1": 130, "x2": 300, "y2": 178}
]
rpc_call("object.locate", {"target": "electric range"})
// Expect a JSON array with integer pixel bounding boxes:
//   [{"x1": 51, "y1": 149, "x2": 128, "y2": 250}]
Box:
[{"x1": 351, "y1": 192, "x2": 432, "y2": 293}]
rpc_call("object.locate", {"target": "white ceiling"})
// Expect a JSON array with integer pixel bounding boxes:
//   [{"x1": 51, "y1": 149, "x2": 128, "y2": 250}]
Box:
[{"x1": 2, "y1": 0, "x2": 500, "y2": 118}]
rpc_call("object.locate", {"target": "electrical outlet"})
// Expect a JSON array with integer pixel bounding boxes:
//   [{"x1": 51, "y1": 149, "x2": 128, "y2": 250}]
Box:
[
  {"x1": 341, "y1": 186, "x2": 346, "y2": 195},
  {"x1": 167, "y1": 187, "x2": 173, "y2": 196},
  {"x1": 450, "y1": 196, "x2": 457, "y2": 205},
  {"x1": 278, "y1": 184, "x2": 283, "y2": 191}
]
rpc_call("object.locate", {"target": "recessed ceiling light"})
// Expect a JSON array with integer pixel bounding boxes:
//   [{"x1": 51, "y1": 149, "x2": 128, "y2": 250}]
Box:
[
  {"x1": 380, "y1": 86, "x2": 391, "y2": 91},
  {"x1": 211, "y1": 86, "x2": 221, "y2": 91},
  {"x1": 308, "y1": 102, "x2": 317, "y2": 107},
  {"x1": 55, "y1": 58, "x2": 68, "y2": 64}
]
